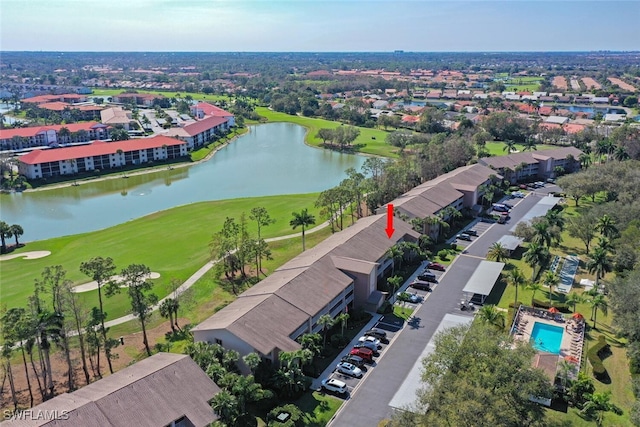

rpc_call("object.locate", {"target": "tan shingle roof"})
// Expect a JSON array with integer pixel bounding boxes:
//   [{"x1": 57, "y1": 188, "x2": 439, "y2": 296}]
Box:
[{"x1": 3, "y1": 353, "x2": 219, "y2": 427}]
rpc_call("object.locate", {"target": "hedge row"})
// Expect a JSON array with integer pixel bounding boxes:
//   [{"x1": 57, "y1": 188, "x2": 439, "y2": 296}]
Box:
[
  {"x1": 531, "y1": 298, "x2": 571, "y2": 313},
  {"x1": 588, "y1": 335, "x2": 609, "y2": 376}
]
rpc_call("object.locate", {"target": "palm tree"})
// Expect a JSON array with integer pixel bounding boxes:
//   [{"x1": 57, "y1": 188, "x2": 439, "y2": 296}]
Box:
[
  {"x1": 159, "y1": 298, "x2": 177, "y2": 332},
  {"x1": 596, "y1": 214, "x2": 618, "y2": 239},
  {"x1": 336, "y1": 312, "x2": 350, "y2": 336},
  {"x1": 544, "y1": 210, "x2": 565, "y2": 231},
  {"x1": 0, "y1": 220, "x2": 10, "y2": 253},
  {"x1": 522, "y1": 135, "x2": 537, "y2": 151},
  {"x1": 441, "y1": 205, "x2": 462, "y2": 228},
  {"x1": 385, "y1": 245, "x2": 404, "y2": 275},
  {"x1": 587, "y1": 246, "x2": 612, "y2": 289},
  {"x1": 425, "y1": 215, "x2": 449, "y2": 242},
  {"x1": 612, "y1": 146, "x2": 629, "y2": 161},
  {"x1": 290, "y1": 208, "x2": 316, "y2": 251},
  {"x1": 579, "y1": 153, "x2": 592, "y2": 169},
  {"x1": 477, "y1": 305, "x2": 506, "y2": 329},
  {"x1": 532, "y1": 221, "x2": 552, "y2": 247},
  {"x1": 57, "y1": 126, "x2": 71, "y2": 143},
  {"x1": 317, "y1": 314, "x2": 334, "y2": 349},
  {"x1": 9, "y1": 224, "x2": 24, "y2": 246},
  {"x1": 506, "y1": 267, "x2": 526, "y2": 308},
  {"x1": 503, "y1": 139, "x2": 517, "y2": 153},
  {"x1": 487, "y1": 242, "x2": 509, "y2": 263},
  {"x1": 387, "y1": 275, "x2": 403, "y2": 296},
  {"x1": 589, "y1": 294, "x2": 608, "y2": 329},
  {"x1": 211, "y1": 390, "x2": 239, "y2": 425},
  {"x1": 581, "y1": 391, "x2": 621, "y2": 426},
  {"x1": 527, "y1": 282, "x2": 543, "y2": 304},
  {"x1": 565, "y1": 292, "x2": 585, "y2": 313},
  {"x1": 542, "y1": 271, "x2": 559, "y2": 305},
  {"x1": 523, "y1": 243, "x2": 550, "y2": 280}
]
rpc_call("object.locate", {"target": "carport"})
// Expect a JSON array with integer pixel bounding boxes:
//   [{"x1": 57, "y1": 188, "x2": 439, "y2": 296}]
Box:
[
  {"x1": 495, "y1": 235, "x2": 524, "y2": 255},
  {"x1": 462, "y1": 260, "x2": 505, "y2": 304},
  {"x1": 509, "y1": 195, "x2": 560, "y2": 232}
]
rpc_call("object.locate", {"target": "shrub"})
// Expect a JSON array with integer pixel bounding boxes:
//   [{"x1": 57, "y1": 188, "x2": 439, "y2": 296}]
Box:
[
  {"x1": 377, "y1": 301, "x2": 394, "y2": 314},
  {"x1": 437, "y1": 250, "x2": 449, "y2": 261},
  {"x1": 587, "y1": 335, "x2": 609, "y2": 377},
  {"x1": 330, "y1": 334, "x2": 350, "y2": 348},
  {"x1": 531, "y1": 298, "x2": 570, "y2": 313}
]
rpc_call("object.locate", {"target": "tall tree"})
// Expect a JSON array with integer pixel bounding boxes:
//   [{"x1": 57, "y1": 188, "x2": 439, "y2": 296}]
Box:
[
  {"x1": 61, "y1": 280, "x2": 91, "y2": 386},
  {"x1": 119, "y1": 264, "x2": 158, "y2": 357},
  {"x1": 0, "y1": 220, "x2": 10, "y2": 253},
  {"x1": 523, "y1": 242, "x2": 549, "y2": 280},
  {"x1": 506, "y1": 267, "x2": 526, "y2": 308},
  {"x1": 416, "y1": 323, "x2": 552, "y2": 426},
  {"x1": 589, "y1": 294, "x2": 608, "y2": 330},
  {"x1": 8, "y1": 224, "x2": 23, "y2": 246},
  {"x1": 79, "y1": 256, "x2": 117, "y2": 374},
  {"x1": 487, "y1": 242, "x2": 509, "y2": 263},
  {"x1": 477, "y1": 304, "x2": 506, "y2": 329},
  {"x1": 542, "y1": 270, "x2": 559, "y2": 305},
  {"x1": 567, "y1": 213, "x2": 598, "y2": 255},
  {"x1": 249, "y1": 206, "x2": 276, "y2": 271},
  {"x1": 317, "y1": 314, "x2": 334, "y2": 350},
  {"x1": 596, "y1": 214, "x2": 619, "y2": 239},
  {"x1": 527, "y1": 282, "x2": 543, "y2": 304},
  {"x1": 1, "y1": 307, "x2": 34, "y2": 407},
  {"x1": 565, "y1": 292, "x2": 585, "y2": 313},
  {"x1": 587, "y1": 246, "x2": 613, "y2": 289},
  {"x1": 290, "y1": 208, "x2": 316, "y2": 251}
]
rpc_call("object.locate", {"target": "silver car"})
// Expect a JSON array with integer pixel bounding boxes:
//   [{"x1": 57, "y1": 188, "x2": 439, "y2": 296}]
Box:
[{"x1": 336, "y1": 361, "x2": 363, "y2": 378}]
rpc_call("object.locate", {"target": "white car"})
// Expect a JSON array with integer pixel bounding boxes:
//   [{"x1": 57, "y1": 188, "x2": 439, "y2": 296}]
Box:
[
  {"x1": 321, "y1": 378, "x2": 348, "y2": 395},
  {"x1": 336, "y1": 361, "x2": 363, "y2": 378},
  {"x1": 358, "y1": 335, "x2": 381, "y2": 348}
]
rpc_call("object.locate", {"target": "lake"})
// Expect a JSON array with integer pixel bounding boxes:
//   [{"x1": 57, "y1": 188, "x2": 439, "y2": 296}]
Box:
[{"x1": 0, "y1": 123, "x2": 367, "y2": 242}]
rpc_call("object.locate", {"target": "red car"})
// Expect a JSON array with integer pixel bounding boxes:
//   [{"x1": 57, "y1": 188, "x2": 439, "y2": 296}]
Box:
[
  {"x1": 350, "y1": 347, "x2": 374, "y2": 363},
  {"x1": 427, "y1": 262, "x2": 446, "y2": 271}
]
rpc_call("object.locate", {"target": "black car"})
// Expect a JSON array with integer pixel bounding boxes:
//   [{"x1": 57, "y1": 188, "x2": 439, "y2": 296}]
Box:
[
  {"x1": 364, "y1": 328, "x2": 388, "y2": 341},
  {"x1": 466, "y1": 229, "x2": 478, "y2": 236},
  {"x1": 417, "y1": 273, "x2": 438, "y2": 283},
  {"x1": 410, "y1": 279, "x2": 433, "y2": 291},
  {"x1": 341, "y1": 354, "x2": 366, "y2": 368}
]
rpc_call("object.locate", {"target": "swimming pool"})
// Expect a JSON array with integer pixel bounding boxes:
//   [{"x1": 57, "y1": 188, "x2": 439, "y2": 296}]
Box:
[{"x1": 530, "y1": 322, "x2": 564, "y2": 354}]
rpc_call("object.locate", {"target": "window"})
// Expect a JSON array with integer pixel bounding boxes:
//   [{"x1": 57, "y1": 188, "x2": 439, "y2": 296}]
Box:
[{"x1": 215, "y1": 338, "x2": 222, "y2": 346}]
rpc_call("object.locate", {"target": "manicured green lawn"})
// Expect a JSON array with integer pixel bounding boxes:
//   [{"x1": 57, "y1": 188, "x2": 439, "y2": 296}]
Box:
[
  {"x1": 0, "y1": 193, "x2": 323, "y2": 317},
  {"x1": 484, "y1": 141, "x2": 558, "y2": 157},
  {"x1": 255, "y1": 107, "x2": 398, "y2": 158},
  {"x1": 90, "y1": 88, "x2": 231, "y2": 103},
  {"x1": 296, "y1": 392, "x2": 343, "y2": 426}
]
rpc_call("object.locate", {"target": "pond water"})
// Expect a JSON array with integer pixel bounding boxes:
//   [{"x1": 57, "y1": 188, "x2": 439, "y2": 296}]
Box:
[
  {"x1": 0, "y1": 123, "x2": 367, "y2": 242},
  {"x1": 563, "y1": 105, "x2": 626, "y2": 117}
]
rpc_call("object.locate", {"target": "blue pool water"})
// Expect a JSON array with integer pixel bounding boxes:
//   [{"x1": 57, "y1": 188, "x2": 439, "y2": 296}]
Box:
[{"x1": 530, "y1": 322, "x2": 564, "y2": 354}]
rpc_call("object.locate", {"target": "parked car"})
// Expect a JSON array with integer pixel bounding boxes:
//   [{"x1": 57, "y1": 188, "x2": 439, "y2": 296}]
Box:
[
  {"x1": 396, "y1": 292, "x2": 421, "y2": 303},
  {"x1": 511, "y1": 191, "x2": 525, "y2": 198},
  {"x1": 350, "y1": 347, "x2": 374, "y2": 362},
  {"x1": 364, "y1": 328, "x2": 387, "y2": 341},
  {"x1": 336, "y1": 361, "x2": 363, "y2": 378},
  {"x1": 492, "y1": 204, "x2": 510, "y2": 213},
  {"x1": 410, "y1": 279, "x2": 433, "y2": 290},
  {"x1": 457, "y1": 233, "x2": 472, "y2": 241},
  {"x1": 358, "y1": 335, "x2": 381, "y2": 349},
  {"x1": 417, "y1": 273, "x2": 438, "y2": 283},
  {"x1": 354, "y1": 341, "x2": 379, "y2": 354},
  {"x1": 321, "y1": 378, "x2": 348, "y2": 395},
  {"x1": 341, "y1": 354, "x2": 366, "y2": 368},
  {"x1": 427, "y1": 261, "x2": 446, "y2": 271},
  {"x1": 465, "y1": 230, "x2": 478, "y2": 237}
]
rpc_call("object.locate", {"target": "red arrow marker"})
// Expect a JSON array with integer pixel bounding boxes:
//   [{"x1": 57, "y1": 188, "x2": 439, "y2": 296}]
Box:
[{"x1": 385, "y1": 204, "x2": 395, "y2": 238}]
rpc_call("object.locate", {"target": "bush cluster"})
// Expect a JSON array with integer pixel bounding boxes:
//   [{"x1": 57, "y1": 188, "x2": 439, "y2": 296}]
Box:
[
  {"x1": 587, "y1": 335, "x2": 609, "y2": 377},
  {"x1": 531, "y1": 298, "x2": 571, "y2": 313}
]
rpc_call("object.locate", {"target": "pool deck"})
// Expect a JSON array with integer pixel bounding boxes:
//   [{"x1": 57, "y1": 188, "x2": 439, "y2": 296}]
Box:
[{"x1": 512, "y1": 308, "x2": 585, "y2": 379}]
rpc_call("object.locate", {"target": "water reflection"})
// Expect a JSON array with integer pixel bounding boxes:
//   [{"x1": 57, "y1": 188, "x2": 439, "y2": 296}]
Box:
[{"x1": 1, "y1": 123, "x2": 366, "y2": 241}]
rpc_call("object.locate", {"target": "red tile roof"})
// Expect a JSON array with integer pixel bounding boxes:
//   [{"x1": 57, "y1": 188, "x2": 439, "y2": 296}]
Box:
[
  {"x1": 19, "y1": 136, "x2": 184, "y2": 165},
  {"x1": 38, "y1": 101, "x2": 69, "y2": 111},
  {"x1": 182, "y1": 116, "x2": 229, "y2": 136},
  {"x1": 21, "y1": 95, "x2": 60, "y2": 104},
  {"x1": 401, "y1": 115, "x2": 420, "y2": 123},
  {"x1": 192, "y1": 102, "x2": 233, "y2": 117},
  {"x1": 0, "y1": 122, "x2": 107, "y2": 139},
  {"x1": 564, "y1": 123, "x2": 586, "y2": 134}
]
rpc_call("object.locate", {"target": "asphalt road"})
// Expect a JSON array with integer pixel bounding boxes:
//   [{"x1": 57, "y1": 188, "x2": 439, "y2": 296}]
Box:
[{"x1": 329, "y1": 186, "x2": 558, "y2": 425}]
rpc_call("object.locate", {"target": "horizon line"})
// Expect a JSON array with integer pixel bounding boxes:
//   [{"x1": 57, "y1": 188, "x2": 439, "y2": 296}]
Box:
[{"x1": 2, "y1": 50, "x2": 640, "y2": 54}]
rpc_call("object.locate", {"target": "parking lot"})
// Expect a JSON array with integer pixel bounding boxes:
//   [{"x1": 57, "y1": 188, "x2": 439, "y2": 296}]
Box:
[{"x1": 318, "y1": 261, "x2": 444, "y2": 400}]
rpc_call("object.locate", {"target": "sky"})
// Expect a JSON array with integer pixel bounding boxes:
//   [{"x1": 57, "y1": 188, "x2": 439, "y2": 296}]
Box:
[{"x1": 1, "y1": 0, "x2": 638, "y2": 52}]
